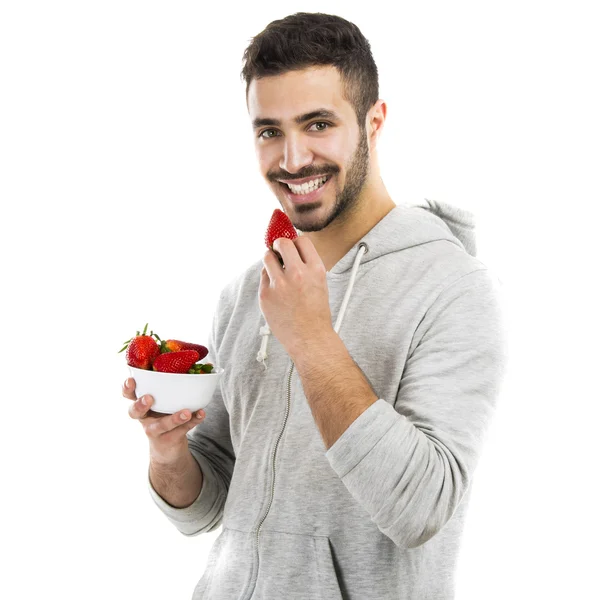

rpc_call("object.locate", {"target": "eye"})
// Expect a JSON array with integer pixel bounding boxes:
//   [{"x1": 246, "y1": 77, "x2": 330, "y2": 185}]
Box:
[
  {"x1": 258, "y1": 122, "x2": 332, "y2": 139},
  {"x1": 258, "y1": 129, "x2": 278, "y2": 139},
  {"x1": 309, "y1": 121, "x2": 331, "y2": 132}
]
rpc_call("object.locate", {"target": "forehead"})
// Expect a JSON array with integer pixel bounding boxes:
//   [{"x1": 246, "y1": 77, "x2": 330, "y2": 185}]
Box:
[{"x1": 247, "y1": 65, "x2": 351, "y2": 125}]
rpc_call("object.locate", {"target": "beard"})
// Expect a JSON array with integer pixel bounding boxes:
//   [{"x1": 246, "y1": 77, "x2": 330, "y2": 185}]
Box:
[{"x1": 290, "y1": 125, "x2": 371, "y2": 232}]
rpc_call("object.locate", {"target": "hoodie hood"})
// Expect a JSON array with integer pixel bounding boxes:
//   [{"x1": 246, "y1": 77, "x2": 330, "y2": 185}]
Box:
[
  {"x1": 257, "y1": 199, "x2": 477, "y2": 368},
  {"x1": 328, "y1": 198, "x2": 477, "y2": 276}
]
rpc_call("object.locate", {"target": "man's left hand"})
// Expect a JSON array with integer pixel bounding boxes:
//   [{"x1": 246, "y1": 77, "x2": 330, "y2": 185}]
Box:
[{"x1": 259, "y1": 236, "x2": 334, "y2": 359}]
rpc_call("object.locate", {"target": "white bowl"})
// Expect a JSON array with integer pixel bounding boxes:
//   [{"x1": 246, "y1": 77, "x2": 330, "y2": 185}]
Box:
[{"x1": 128, "y1": 365, "x2": 225, "y2": 414}]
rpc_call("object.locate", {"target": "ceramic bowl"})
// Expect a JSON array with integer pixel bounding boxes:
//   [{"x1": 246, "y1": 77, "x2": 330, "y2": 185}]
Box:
[{"x1": 128, "y1": 365, "x2": 224, "y2": 414}]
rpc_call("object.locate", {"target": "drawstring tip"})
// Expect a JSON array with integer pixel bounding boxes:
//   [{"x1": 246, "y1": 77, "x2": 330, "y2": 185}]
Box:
[
  {"x1": 257, "y1": 322, "x2": 271, "y2": 371},
  {"x1": 256, "y1": 353, "x2": 268, "y2": 370},
  {"x1": 256, "y1": 347, "x2": 268, "y2": 370}
]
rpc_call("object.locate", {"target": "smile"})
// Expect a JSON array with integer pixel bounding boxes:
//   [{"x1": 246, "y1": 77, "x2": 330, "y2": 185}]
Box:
[{"x1": 278, "y1": 175, "x2": 332, "y2": 204}]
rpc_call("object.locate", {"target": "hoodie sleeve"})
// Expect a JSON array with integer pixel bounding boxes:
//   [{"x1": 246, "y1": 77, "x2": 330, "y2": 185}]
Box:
[
  {"x1": 147, "y1": 289, "x2": 235, "y2": 536},
  {"x1": 324, "y1": 268, "x2": 509, "y2": 549}
]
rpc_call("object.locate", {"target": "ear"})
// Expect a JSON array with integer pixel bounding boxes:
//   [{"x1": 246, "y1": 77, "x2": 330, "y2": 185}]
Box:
[{"x1": 369, "y1": 100, "x2": 387, "y2": 145}]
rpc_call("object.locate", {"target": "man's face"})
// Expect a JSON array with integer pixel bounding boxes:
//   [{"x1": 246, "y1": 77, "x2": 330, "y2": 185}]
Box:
[{"x1": 248, "y1": 66, "x2": 371, "y2": 232}]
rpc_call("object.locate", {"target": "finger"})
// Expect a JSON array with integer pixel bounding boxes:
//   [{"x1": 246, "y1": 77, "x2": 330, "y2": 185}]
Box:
[
  {"x1": 144, "y1": 409, "x2": 203, "y2": 437},
  {"x1": 160, "y1": 411, "x2": 206, "y2": 439},
  {"x1": 128, "y1": 394, "x2": 156, "y2": 420},
  {"x1": 260, "y1": 265, "x2": 270, "y2": 291},
  {"x1": 293, "y1": 236, "x2": 324, "y2": 268},
  {"x1": 273, "y1": 238, "x2": 302, "y2": 270},
  {"x1": 122, "y1": 378, "x2": 137, "y2": 401},
  {"x1": 262, "y1": 248, "x2": 282, "y2": 281}
]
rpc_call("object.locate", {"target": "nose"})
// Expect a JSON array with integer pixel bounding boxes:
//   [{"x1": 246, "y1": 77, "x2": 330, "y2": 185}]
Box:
[{"x1": 279, "y1": 133, "x2": 314, "y2": 177}]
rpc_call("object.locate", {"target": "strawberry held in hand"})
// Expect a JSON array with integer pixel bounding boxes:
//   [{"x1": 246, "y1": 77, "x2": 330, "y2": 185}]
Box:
[
  {"x1": 260, "y1": 210, "x2": 334, "y2": 361},
  {"x1": 265, "y1": 208, "x2": 298, "y2": 266},
  {"x1": 118, "y1": 323, "x2": 161, "y2": 370}
]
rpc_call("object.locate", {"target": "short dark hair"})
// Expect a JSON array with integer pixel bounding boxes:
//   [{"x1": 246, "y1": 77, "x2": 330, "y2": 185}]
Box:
[{"x1": 241, "y1": 12, "x2": 379, "y2": 130}]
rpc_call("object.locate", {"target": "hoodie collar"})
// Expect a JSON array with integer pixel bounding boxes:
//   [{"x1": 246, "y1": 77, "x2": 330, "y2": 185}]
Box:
[{"x1": 327, "y1": 199, "x2": 477, "y2": 277}]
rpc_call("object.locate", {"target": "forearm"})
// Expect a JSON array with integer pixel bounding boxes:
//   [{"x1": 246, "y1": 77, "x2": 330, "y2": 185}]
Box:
[
  {"x1": 149, "y1": 450, "x2": 203, "y2": 509},
  {"x1": 291, "y1": 331, "x2": 379, "y2": 450}
]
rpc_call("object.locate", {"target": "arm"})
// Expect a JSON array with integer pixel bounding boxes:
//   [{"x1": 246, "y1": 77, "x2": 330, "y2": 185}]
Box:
[
  {"x1": 291, "y1": 332, "x2": 379, "y2": 450},
  {"x1": 294, "y1": 268, "x2": 509, "y2": 549},
  {"x1": 147, "y1": 288, "x2": 236, "y2": 536},
  {"x1": 149, "y1": 451, "x2": 203, "y2": 509}
]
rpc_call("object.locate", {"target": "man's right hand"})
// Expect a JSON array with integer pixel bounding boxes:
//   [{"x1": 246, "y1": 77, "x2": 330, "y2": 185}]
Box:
[{"x1": 123, "y1": 377, "x2": 206, "y2": 464}]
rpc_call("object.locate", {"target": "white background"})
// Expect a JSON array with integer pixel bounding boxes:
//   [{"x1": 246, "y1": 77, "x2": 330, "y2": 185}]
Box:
[{"x1": 1, "y1": 1, "x2": 599, "y2": 598}]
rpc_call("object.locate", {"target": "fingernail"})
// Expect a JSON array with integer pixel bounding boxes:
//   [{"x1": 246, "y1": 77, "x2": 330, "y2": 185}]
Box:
[
  {"x1": 141, "y1": 396, "x2": 147, "y2": 406},
  {"x1": 124, "y1": 379, "x2": 130, "y2": 389},
  {"x1": 180, "y1": 412, "x2": 189, "y2": 420}
]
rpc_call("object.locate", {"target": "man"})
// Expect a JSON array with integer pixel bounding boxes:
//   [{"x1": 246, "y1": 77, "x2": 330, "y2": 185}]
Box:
[{"x1": 122, "y1": 12, "x2": 508, "y2": 599}]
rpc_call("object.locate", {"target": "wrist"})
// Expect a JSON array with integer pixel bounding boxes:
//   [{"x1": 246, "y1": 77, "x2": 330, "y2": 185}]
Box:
[
  {"x1": 290, "y1": 330, "x2": 343, "y2": 373},
  {"x1": 149, "y1": 444, "x2": 191, "y2": 469}
]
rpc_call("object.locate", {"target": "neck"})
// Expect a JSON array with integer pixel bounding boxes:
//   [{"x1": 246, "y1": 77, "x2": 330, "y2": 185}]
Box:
[{"x1": 302, "y1": 178, "x2": 396, "y2": 272}]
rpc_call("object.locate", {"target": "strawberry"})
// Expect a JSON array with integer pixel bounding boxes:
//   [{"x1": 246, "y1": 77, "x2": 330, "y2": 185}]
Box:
[
  {"x1": 153, "y1": 350, "x2": 200, "y2": 373},
  {"x1": 118, "y1": 323, "x2": 161, "y2": 370},
  {"x1": 159, "y1": 339, "x2": 208, "y2": 361},
  {"x1": 265, "y1": 208, "x2": 298, "y2": 266}
]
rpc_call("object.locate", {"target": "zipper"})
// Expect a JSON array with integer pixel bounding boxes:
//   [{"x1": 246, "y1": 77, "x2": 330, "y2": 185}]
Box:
[{"x1": 243, "y1": 359, "x2": 294, "y2": 600}]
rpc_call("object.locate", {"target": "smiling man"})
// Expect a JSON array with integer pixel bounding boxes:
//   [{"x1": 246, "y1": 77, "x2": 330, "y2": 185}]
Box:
[
  {"x1": 249, "y1": 65, "x2": 394, "y2": 272},
  {"x1": 133, "y1": 11, "x2": 508, "y2": 600}
]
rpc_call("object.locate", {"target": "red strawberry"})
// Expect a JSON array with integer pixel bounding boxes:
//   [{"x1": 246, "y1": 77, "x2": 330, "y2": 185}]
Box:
[
  {"x1": 265, "y1": 208, "x2": 298, "y2": 266},
  {"x1": 118, "y1": 323, "x2": 161, "y2": 370},
  {"x1": 160, "y1": 339, "x2": 208, "y2": 361},
  {"x1": 153, "y1": 350, "x2": 200, "y2": 373}
]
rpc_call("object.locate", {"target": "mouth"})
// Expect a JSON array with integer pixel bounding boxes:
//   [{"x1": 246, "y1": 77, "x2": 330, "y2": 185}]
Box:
[{"x1": 277, "y1": 175, "x2": 332, "y2": 204}]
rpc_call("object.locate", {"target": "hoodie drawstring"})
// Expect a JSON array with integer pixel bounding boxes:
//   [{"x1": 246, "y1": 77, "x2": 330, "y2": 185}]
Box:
[{"x1": 256, "y1": 242, "x2": 369, "y2": 370}]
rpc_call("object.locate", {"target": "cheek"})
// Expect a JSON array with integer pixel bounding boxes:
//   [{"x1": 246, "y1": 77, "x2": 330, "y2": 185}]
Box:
[
  {"x1": 318, "y1": 136, "x2": 349, "y2": 174},
  {"x1": 259, "y1": 156, "x2": 283, "y2": 187},
  {"x1": 254, "y1": 145, "x2": 271, "y2": 171}
]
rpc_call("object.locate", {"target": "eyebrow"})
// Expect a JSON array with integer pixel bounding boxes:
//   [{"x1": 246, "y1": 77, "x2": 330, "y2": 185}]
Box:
[{"x1": 252, "y1": 109, "x2": 340, "y2": 130}]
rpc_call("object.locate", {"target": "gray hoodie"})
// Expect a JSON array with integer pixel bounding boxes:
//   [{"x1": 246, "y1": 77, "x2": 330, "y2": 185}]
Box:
[{"x1": 147, "y1": 199, "x2": 509, "y2": 600}]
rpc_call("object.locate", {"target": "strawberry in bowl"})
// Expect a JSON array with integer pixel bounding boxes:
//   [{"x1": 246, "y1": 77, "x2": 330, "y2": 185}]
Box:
[{"x1": 118, "y1": 324, "x2": 224, "y2": 414}]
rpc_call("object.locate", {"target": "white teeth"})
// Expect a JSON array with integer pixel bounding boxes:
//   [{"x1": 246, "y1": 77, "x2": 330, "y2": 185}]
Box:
[{"x1": 286, "y1": 176, "x2": 328, "y2": 195}]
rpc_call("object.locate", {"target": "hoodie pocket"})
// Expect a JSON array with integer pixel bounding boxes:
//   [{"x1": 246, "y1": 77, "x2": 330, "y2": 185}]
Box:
[
  {"x1": 192, "y1": 527, "x2": 255, "y2": 600},
  {"x1": 252, "y1": 530, "x2": 344, "y2": 600}
]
